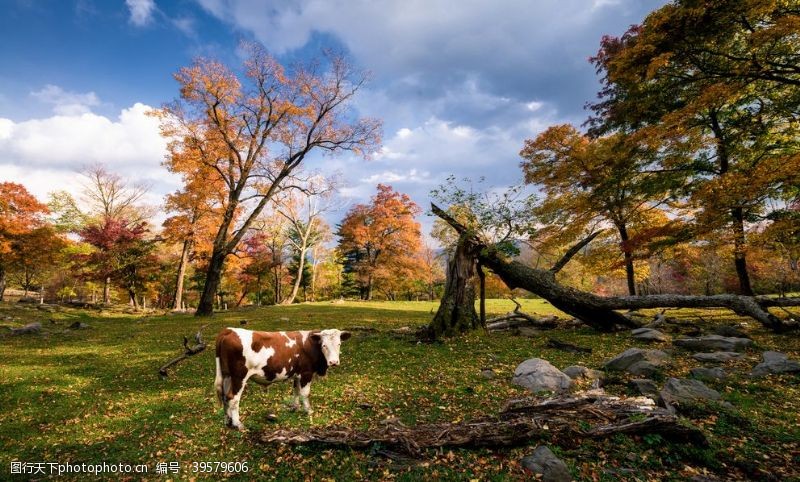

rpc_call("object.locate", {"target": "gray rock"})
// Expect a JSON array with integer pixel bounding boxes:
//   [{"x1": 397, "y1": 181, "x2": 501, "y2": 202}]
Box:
[
  {"x1": 604, "y1": 348, "x2": 669, "y2": 376},
  {"x1": 750, "y1": 351, "x2": 800, "y2": 377},
  {"x1": 10, "y1": 322, "x2": 41, "y2": 335},
  {"x1": 512, "y1": 358, "x2": 573, "y2": 394},
  {"x1": 660, "y1": 378, "x2": 722, "y2": 409},
  {"x1": 690, "y1": 367, "x2": 726, "y2": 381},
  {"x1": 68, "y1": 321, "x2": 90, "y2": 330},
  {"x1": 712, "y1": 325, "x2": 749, "y2": 339},
  {"x1": 674, "y1": 335, "x2": 753, "y2": 352},
  {"x1": 631, "y1": 327, "x2": 670, "y2": 342},
  {"x1": 692, "y1": 352, "x2": 744, "y2": 363},
  {"x1": 629, "y1": 379, "x2": 659, "y2": 397},
  {"x1": 480, "y1": 368, "x2": 495, "y2": 380},
  {"x1": 520, "y1": 446, "x2": 572, "y2": 482},
  {"x1": 563, "y1": 365, "x2": 603, "y2": 382}
]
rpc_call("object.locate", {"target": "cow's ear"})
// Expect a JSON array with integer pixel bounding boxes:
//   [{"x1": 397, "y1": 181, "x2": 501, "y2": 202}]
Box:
[
  {"x1": 340, "y1": 331, "x2": 352, "y2": 341},
  {"x1": 310, "y1": 333, "x2": 322, "y2": 343}
]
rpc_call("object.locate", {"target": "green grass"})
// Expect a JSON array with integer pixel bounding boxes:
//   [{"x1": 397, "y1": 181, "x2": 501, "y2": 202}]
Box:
[{"x1": 0, "y1": 299, "x2": 798, "y2": 480}]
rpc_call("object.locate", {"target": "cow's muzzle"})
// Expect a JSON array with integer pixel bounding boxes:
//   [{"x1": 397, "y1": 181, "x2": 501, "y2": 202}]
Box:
[{"x1": 328, "y1": 360, "x2": 340, "y2": 367}]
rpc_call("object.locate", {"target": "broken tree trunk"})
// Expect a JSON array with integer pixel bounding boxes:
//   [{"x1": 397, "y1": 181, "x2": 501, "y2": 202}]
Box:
[
  {"x1": 431, "y1": 203, "x2": 800, "y2": 333},
  {"x1": 259, "y1": 393, "x2": 706, "y2": 456},
  {"x1": 159, "y1": 325, "x2": 208, "y2": 378},
  {"x1": 429, "y1": 234, "x2": 481, "y2": 338}
]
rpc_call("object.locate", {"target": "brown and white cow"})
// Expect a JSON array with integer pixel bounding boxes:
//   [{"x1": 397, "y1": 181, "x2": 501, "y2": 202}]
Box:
[{"x1": 214, "y1": 328, "x2": 351, "y2": 429}]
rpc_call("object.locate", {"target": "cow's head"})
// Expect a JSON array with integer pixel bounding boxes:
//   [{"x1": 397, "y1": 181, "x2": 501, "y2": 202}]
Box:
[{"x1": 311, "y1": 329, "x2": 352, "y2": 367}]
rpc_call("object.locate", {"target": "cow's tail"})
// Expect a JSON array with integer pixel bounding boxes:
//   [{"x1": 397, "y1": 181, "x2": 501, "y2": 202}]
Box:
[{"x1": 214, "y1": 333, "x2": 227, "y2": 406}]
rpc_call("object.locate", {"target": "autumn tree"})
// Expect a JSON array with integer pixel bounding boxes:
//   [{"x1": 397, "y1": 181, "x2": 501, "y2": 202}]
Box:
[
  {"x1": 80, "y1": 218, "x2": 157, "y2": 308},
  {"x1": 155, "y1": 43, "x2": 380, "y2": 316},
  {"x1": 590, "y1": 0, "x2": 800, "y2": 295},
  {"x1": 8, "y1": 226, "x2": 66, "y2": 297},
  {"x1": 162, "y1": 174, "x2": 224, "y2": 310},
  {"x1": 275, "y1": 176, "x2": 335, "y2": 304},
  {"x1": 0, "y1": 183, "x2": 50, "y2": 300},
  {"x1": 520, "y1": 125, "x2": 683, "y2": 295},
  {"x1": 337, "y1": 184, "x2": 423, "y2": 301}
]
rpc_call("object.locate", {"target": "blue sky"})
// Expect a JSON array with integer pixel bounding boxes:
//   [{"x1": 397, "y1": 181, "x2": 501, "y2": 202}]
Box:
[{"x1": 0, "y1": 0, "x2": 666, "y2": 233}]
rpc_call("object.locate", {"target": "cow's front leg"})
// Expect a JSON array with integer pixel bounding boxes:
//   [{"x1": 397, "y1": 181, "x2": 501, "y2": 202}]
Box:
[
  {"x1": 226, "y1": 377, "x2": 248, "y2": 430},
  {"x1": 299, "y1": 381, "x2": 313, "y2": 414},
  {"x1": 288, "y1": 377, "x2": 301, "y2": 411}
]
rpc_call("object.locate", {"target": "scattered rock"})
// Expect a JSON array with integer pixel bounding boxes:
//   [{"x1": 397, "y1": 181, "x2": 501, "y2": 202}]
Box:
[
  {"x1": 604, "y1": 348, "x2": 669, "y2": 377},
  {"x1": 692, "y1": 352, "x2": 744, "y2": 363},
  {"x1": 239, "y1": 319, "x2": 248, "y2": 325},
  {"x1": 660, "y1": 378, "x2": 722, "y2": 411},
  {"x1": 631, "y1": 327, "x2": 670, "y2": 342},
  {"x1": 674, "y1": 335, "x2": 753, "y2": 352},
  {"x1": 391, "y1": 326, "x2": 413, "y2": 334},
  {"x1": 10, "y1": 322, "x2": 42, "y2": 335},
  {"x1": 331, "y1": 299, "x2": 345, "y2": 304},
  {"x1": 712, "y1": 325, "x2": 749, "y2": 339},
  {"x1": 279, "y1": 317, "x2": 290, "y2": 322},
  {"x1": 520, "y1": 446, "x2": 572, "y2": 482},
  {"x1": 562, "y1": 365, "x2": 604, "y2": 384},
  {"x1": 629, "y1": 379, "x2": 659, "y2": 398},
  {"x1": 750, "y1": 351, "x2": 800, "y2": 377},
  {"x1": 68, "y1": 321, "x2": 90, "y2": 330},
  {"x1": 357, "y1": 402, "x2": 374, "y2": 410},
  {"x1": 689, "y1": 367, "x2": 726, "y2": 381},
  {"x1": 512, "y1": 358, "x2": 573, "y2": 394},
  {"x1": 516, "y1": 326, "x2": 541, "y2": 337},
  {"x1": 480, "y1": 368, "x2": 495, "y2": 380}
]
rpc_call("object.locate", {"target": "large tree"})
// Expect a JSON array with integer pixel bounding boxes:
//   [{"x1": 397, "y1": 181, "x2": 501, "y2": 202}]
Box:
[
  {"x1": 520, "y1": 125, "x2": 681, "y2": 295},
  {"x1": 590, "y1": 0, "x2": 800, "y2": 295},
  {"x1": 0, "y1": 183, "x2": 50, "y2": 300},
  {"x1": 156, "y1": 43, "x2": 380, "y2": 316},
  {"x1": 337, "y1": 184, "x2": 423, "y2": 300}
]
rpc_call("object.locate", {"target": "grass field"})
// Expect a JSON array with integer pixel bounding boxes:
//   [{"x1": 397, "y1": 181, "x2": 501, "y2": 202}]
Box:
[{"x1": 1, "y1": 299, "x2": 798, "y2": 480}]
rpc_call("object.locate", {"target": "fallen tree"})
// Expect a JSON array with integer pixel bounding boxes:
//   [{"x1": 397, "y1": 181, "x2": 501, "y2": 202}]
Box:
[
  {"x1": 259, "y1": 393, "x2": 706, "y2": 456},
  {"x1": 431, "y1": 203, "x2": 800, "y2": 333},
  {"x1": 486, "y1": 298, "x2": 559, "y2": 331},
  {"x1": 158, "y1": 325, "x2": 208, "y2": 378}
]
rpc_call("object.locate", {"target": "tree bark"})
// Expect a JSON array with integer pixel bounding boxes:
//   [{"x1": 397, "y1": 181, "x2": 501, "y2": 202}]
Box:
[
  {"x1": 173, "y1": 239, "x2": 191, "y2": 310},
  {"x1": 103, "y1": 277, "x2": 110, "y2": 304},
  {"x1": 429, "y1": 236, "x2": 481, "y2": 338},
  {"x1": 0, "y1": 264, "x2": 6, "y2": 301},
  {"x1": 196, "y1": 249, "x2": 226, "y2": 316},
  {"x1": 732, "y1": 207, "x2": 754, "y2": 295},
  {"x1": 616, "y1": 222, "x2": 636, "y2": 296},
  {"x1": 431, "y1": 203, "x2": 798, "y2": 333},
  {"x1": 283, "y1": 241, "x2": 308, "y2": 305}
]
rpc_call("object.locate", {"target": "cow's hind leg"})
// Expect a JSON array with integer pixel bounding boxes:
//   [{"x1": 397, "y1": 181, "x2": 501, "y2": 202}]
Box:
[{"x1": 288, "y1": 377, "x2": 301, "y2": 411}]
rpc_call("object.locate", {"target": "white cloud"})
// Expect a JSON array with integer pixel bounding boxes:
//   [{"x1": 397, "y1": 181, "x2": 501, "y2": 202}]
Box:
[
  {"x1": 0, "y1": 99, "x2": 177, "y2": 208},
  {"x1": 30, "y1": 85, "x2": 101, "y2": 116},
  {"x1": 126, "y1": 0, "x2": 156, "y2": 26}
]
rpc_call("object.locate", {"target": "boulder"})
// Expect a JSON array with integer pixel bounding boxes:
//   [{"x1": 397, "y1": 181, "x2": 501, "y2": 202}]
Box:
[
  {"x1": 660, "y1": 378, "x2": 722, "y2": 410},
  {"x1": 689, "y1": 367, "x2": 726, "y2": 381},
  {"x1": 512, "y1": 358, "x2": 573, "y2": 394},
  {"x1": 750, "y1": 351, "x2": 800, "y2": 377},
  {"x1": 712, "y1": 325, "x2": 749, "y2": 339},
  {"x1": 604, "y1": 348, "x2": 669, "y2": 377},
  {"x1": 631, "y1": 327, "x2": 670, "y2": 343},
  {"x1": 10, "y1": 322, "x2": 41, "y2": 335},
  {"x1": 692, "y1": 352, "x2": 744, "y2": 363},
  {"x1": 673, "y1": 335, "x2": 753, "y2": 352},
  {"x1": 520, "y1": 446, "x2": 572, "y2": 482},
  {"x1": 628, "y1": 379, "x2": 659, "y2": 398},
  {"x1": 562, "y1": 365, "x2": 603, "y2": 382},
  {"x1": 480, "y1": 368, "x2": 495, "y2": 380}
]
